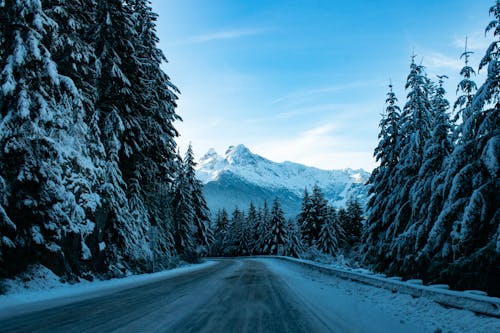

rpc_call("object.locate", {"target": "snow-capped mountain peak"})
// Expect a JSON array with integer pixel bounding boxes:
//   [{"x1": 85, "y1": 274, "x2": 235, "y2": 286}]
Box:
[
  {"x1": 197, "y1": 145, "x2": 370, "y2": 216},
  {"x1": 224, "y1": 144, "x2": 261, "y2": 166}
]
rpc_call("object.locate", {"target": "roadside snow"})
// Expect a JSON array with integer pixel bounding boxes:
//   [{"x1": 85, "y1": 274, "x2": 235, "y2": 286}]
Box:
[
  {"x1": 0, "y1": 260, "x2": 217, "y2": 319},
  {"x1": 259, "y1": 258, "x2": 500, "y2": 333}
]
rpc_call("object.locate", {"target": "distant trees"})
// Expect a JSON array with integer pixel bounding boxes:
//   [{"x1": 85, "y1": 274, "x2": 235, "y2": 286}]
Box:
[
  {"x1": 362, "y1": 0, "x2": 499, "y2": 295},
  {"x1": 210, "y1": 192, "x2": 364, "y2": 258}
]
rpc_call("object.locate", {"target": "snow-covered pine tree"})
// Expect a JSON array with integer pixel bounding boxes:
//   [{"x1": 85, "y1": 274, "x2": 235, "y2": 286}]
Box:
[
  {"x1": 453, "y1": 37, "x2": 478, "y2": 128},
  {"x1": 264, "y1": 198, "x2": 288, "y2": 255},
  {"x1": 257, "y1": 200, "x2": 271, "y2": 254},
  {"x1": 361, "y1": 83, "x2": 402, "y2": 270},
  {"x1": 300, "y1": 186, "x2": 327, "y2": 247},
  {"x1": 183, "y1": 144, "x2": 212, "y2": 252},
  {"x1": 226, "y1": 207, "x2": 246, "y2": 256},
  {"x1": 211, "y1": 208, "x2": 229, "y2": 256},
  {"x1": 394, "y1": 75, "x2": 453, "y2": 275},
  {"x1": 343, "y1": 199, "x2": 363, "y2": 246},
  {"x1": 92, "y1": 0, "x2": 143, "y2": 272},
  {"x1": 128, "y1": 0, "x2": 180, "y2": 255},
  {"x1": 424, "y1": 1, "x2": 499, "y2": 293},
  {"x1": 297, "y1": 188, "x2": 314, "y2": 246},
  {"x1": 384, "y1": 57, "x2": 433, "y2": 273},
  {"x1": 246, "y1": 202, "x2": 259, "y2": 254},
  {"x1": 316, "y1": 207, "x2": 343, "y2": 256},
  {"x1": 170, "y1": 153, "x2": 195, "y2": 257},
  {"x1": 286, "y1": 218, "x2": 304, "y2": 258},
  {"x1": 0, "y1": 0, "x2": 100, "y2": 278}
]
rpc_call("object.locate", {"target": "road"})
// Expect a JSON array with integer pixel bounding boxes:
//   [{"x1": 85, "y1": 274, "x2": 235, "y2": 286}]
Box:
[
  {"x1": 1, "y1": 259, "x2": 335, "y2": 332},
  {"x1": 1, "y1": 258, "x2": 497, "y2": 333}
]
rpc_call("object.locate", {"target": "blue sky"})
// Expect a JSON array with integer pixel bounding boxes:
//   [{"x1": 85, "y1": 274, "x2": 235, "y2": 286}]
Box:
[{"x1": 150, "y1": 0, "x2": 493, "y2": 171}]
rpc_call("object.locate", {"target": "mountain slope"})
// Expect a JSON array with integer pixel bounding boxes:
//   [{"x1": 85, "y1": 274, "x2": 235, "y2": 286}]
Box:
[{"x1": 197, "y1": 145, "x2": 370, "y2": 218}]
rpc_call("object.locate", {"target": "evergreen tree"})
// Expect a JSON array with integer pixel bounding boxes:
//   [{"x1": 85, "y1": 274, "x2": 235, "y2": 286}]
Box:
[
  {"x1": 408, "y1": 75, "x2": 452, "y2": 266},
  {"x1": 297, "y1": 188, "x2": 314, "y2": 246},
  {"x1": 92, "y1": 0, "x2": 144, "y2": 269},
  {"x1": 183, "y1": 144, "x2": 212, "y2": 251},
  {"x1": 128, "y1": 0, "x2": 180, "y2": 250},
  {"x1": 264, "y1": 198, "x2": 288, "y2": 255},
  {"x1": 226, "y1": 207, "x2": 245, "y2": 256},
  {"x1": 343, "y1": 199, "x2": 363, "y2": 246},
  {"x1": 300, "y1": 185, "x2": 327, "y2": 247},
  {"x1": 362, "y1": 83, "x2": 402, "y2": 270},
  {"x1": 170, "y1": 154, "x2": 195, "y2": 255},
  {"x1": 257, "y1": 200, "x2": 271, "y2": 254},
  {"x1": 0, "y1": 0, "x2": 99, "y2": 277},
  {"x1": 424, "y1": 1, "x2": 499, "y2": 293},
  {"x1": 383, "y1": 58, "x2": 433, "y2": 273},
  {"x1": 453, "y1": 37, "x2": 477, "y2": 126},
  {"x1": 246, "y1": 202, "x2": 259, "y2": 254},
  {"x1": 387, "y1": 56, "x2": 432, "y2": 245},
  {"x1": 316, "y1": 207, "x2": 343, "y2": 256},
  {"x1": 211, "y1": 209, "x2": 229, "y2": 256},
  {"x1": 286, "y1": 218, "x2": 304, "y2": 258}
]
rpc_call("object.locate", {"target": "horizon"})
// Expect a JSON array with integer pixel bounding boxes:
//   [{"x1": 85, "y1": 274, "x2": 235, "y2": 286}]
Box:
[
  {"x1": 198, "y1": 143, "x2": 370, "y2": 172},
  {"x1": 151, "y1": 0, "x2": 493, "y2": 171}
]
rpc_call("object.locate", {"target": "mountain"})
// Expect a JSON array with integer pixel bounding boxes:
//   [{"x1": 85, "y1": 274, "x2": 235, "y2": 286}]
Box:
[{"x1": 197, "y1": 144, "x2": 370, "y2": 218}]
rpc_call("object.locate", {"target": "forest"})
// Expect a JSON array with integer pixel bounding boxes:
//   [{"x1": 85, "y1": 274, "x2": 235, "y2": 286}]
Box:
[{"x1": 0, "y1": 0, "x2": 498, "y2": 296}]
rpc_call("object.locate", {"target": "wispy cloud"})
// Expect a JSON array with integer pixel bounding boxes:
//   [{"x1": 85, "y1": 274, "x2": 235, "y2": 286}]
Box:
[
  {"x1": 253, "y1": 123, "x2": 377, "y2": 171},
  {"x1": 453, "y1": 32, "x2": 493, "y2": 52},
  {"x1": 423, "y1": 52, "x2": 462, "y2": 72},
  {"x1": 175, "y1": 28, "x2": 270, "y2": 45},
  {"x1": 271, "y1": 79, "x2": 384, "y2": 106}
]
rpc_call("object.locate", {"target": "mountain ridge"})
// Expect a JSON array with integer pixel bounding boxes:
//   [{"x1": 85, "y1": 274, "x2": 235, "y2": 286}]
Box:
[{"x1": 196, "y1": 144, "x2": 370, "y2": 217}]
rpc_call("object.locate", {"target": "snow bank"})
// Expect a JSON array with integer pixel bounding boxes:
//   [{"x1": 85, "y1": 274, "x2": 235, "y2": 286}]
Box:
[
  {"x1": 274, "y1": 256, "x2": 500, "y2": 318},
  {"x1": 260, "y1": 257, "x2": 500, "y2": 333}
]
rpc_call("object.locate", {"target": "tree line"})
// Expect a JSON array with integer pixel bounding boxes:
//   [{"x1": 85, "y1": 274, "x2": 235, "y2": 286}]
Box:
[
  {"x1": 361, "y1": 1, "x2": 499, "y2": 295},
  {"x1": 0, "y1": 0, "x2": 211, "y2": 283},
  {"x1": 210, "y1": 185, "x2": 364, "y2": 259}
]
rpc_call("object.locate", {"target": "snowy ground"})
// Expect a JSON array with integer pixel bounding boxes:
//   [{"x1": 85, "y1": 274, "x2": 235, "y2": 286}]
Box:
[{"x1": 259, "y1": 258, "x2": 500, "y2": 333}]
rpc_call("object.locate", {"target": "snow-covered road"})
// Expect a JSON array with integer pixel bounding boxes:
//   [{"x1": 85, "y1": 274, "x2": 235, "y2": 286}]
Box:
[{"x1": 0, "y1": 258, "x2": 498, "y2": 332}]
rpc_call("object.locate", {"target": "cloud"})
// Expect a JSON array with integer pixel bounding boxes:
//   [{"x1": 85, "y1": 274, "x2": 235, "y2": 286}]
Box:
[
  {"x1": 253, "y1": 123, "x2": 377, "y2": 171},
  {"x1": 453, "y1": 32, "x2": 493, "y2": 52},
  {"x1": 178, "y1": 28, "x2": 270, "y2": 45},
  {"x1": 423, "y1": 52, "x2": 462, "y2": 72},
  {"x1": 271, "y1": 79, "x2": 383, "y2": 106}
]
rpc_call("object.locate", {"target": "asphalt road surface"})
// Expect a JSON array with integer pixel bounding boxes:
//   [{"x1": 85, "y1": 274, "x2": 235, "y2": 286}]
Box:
[{"x1": 1, "y1": 259, "x2": 338, "y2": 333}]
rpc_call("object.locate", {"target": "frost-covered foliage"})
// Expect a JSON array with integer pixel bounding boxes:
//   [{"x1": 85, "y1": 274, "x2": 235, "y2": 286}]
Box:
[
  {"x1": 210, "y1": 185, "x2": 356, "y2": 258},
  {"x1": 316, "y1": 207, "x2": 344, "y2": 256},
  {"x1": 362, "y1": 0, "x2": 500, "y2": 296},
  {"x1": 170, "y1": 146, "x2": 213, "y2": 259},
  {"x1": 0, "y1": 0, "x2": 212, "y2": 281},
  {"x1": 361, "y1": 84, "x2": 402, "y2": 268},
  {"x1": 263, "y1": 199, "x2": 288, "y2": 255}
]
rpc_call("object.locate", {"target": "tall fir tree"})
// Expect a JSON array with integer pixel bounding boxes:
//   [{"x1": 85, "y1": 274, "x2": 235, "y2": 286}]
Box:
[
  {"x1": 297, "y1": 188, "x2": 314, "y2": 246},
  {"x1": 424, "y1": 1, "x2": 499, "y2": 293},
  {"x1": 361, "y1": 84, "x2": 401, "y2": 269},
  {"x1": 183, "y1": 144, "x2": 212, "y2": 251},
  {"x1": 211, "y1": 208, "x2": 229, "y2": 256},
  {"x1": 397, "y1": 75, "x2": 453, "y2": 275},
  {"x1": 264, "y1": 198, "x2": 288, "y2": 255},
  {"x1": 384, "y1": 58, "x2": 433, "y2": 273},
  {"x1": 300, "y1": 185, "x2": 327, "y2": 247},
  {"x1": 286, "y1": 218, "x2": 304, "y2": 257},
  {"x1": 316, "y1": 207, "x2": 343, "y2": 256},
  {"x1": 246, "y1": 202, "x2": 259, "y2": 254},
  {"x1": 453, "y1": 37, "x2": 477, "y2": 127},
  {"x1": 342, "y1": 199, "x2": 363, "y2": 247},
  {"x1": 0, "y1": 0, "x2": 100, "y2": 278}
]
